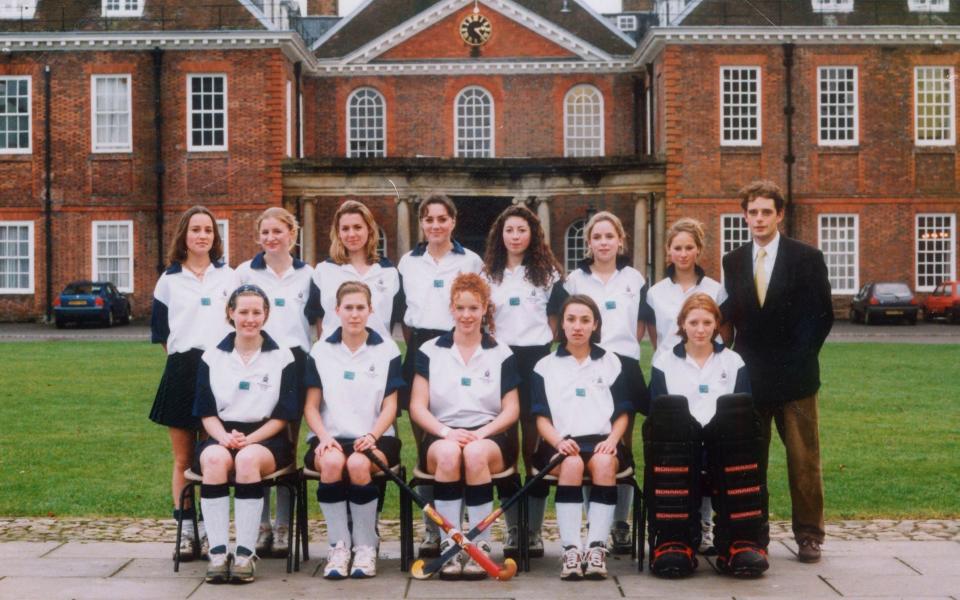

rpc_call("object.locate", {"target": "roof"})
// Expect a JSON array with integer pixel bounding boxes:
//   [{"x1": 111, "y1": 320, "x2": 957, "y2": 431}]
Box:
[
  {"x1": 0, "y1": 0, "x2": 268, "y2": 33},
  {"x1": 678, "y1": 0, "x2": 960, "y2": 27},
  {"x1": 314, "y1": 0, "x2": 634, "y2": 59}
]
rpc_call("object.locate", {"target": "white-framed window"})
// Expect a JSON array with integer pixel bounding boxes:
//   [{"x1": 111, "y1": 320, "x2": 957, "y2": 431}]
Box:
[
  {"x1": 187, "y1": 74, "x2": 227, "y2": 151},
  {"x1": 720, "y1": 67, "x2": 761, "y2": 146},
  {"x1": 298, "y1": 94, "x2": 304, "y2": 159},
  {"x1": 616, "y1": 14, "x2": 637, "y2": 31},
  {"x1": 818, "y1": 66, "x2": 858, "y2": 146},
  {"x1": 0, "y1": 1, "x2": 37, "y2": 19},
  {"x1": 908, "y1": 0, "x2": 950, "y2": 12},
  {"x1": 564, "y1": 84, "x2": 605, "y2": 158},
  {"x1": 455, "y1": 86, "x2": 494, "y2": 158},
  {"x1": 818, "y1": 214, "x2": 859, "y2": 294},
  {"x1": 377, "y1": 227, "x2": 388, "y2": 259},
  {"x1": 102, "y1": 0, "x2": 143, "y2": 17},
  {"x1": 0, "y1": 76, "x2": 31, "y2": 154},
  {"x1": 721, "y1": 214, "x2": 750, "y2": 256},
  {"x1": 346, "y1": 87, "x2": 386, "y2": 158},
  {"x1": 811, "y1": 0, "x2": 854, "y2": 12},
  {"x1": 916, "y1": 213, "x2": 956, "y2": 291},
  {"x1": 91, "y1": 74, "x2": 132, "y2": 153},
  {"x1": 92, "y1": 221, "x2": 133, "y2": 293},
  {"x1": 915, "y1": 66, "x2": 955, "y2": 146},
  {"x1": 217, "y1": 219, "x2": 229, "y2": 266},
  {"x1": 0, "y1": 221, "x2": 34, "y2": 294},
  {"x1": 565, "y1": 219, "x2": 587, "y2": 273},
  {"x1": 285, "y1": 80, "x2": 293, "y2": 158}
]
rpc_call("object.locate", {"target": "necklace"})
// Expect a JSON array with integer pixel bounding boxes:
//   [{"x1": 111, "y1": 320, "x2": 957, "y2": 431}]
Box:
[
  {"x1": 185, "y1": 263, "x2": 209, "y2": 279},
  {"x1": 236, "y1": 346, "x2": 259, "y2": 364}
]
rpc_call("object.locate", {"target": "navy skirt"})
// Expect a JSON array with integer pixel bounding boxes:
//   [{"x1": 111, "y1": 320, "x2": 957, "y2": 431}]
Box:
[{"x1": 149, "y1": 348, "x2": 203, "y2": 431}]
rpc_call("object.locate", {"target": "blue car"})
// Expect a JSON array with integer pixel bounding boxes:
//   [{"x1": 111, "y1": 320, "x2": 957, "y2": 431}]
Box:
[{"x1": 54, "y1": 280, "x2": 131, "y2": 328}]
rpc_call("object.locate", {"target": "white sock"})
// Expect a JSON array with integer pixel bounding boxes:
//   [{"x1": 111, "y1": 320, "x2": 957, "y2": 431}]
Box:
[
  {"x1": 418, "y1": 485, "x2": 439, "y2": 537},
  {"x1": 700, "y1": 496, "x2": 713, "y2": 524},
  {"x1": 349, "y1": 484, "x2": 380, "y2": 548},
  {"x1": 467, "y1": 501, "x2": 493, "y2": 543},
  {"x1": 587, "y1": 485, "x2": 618, "y2": 546},
  {"x1": 260, "y1": 487, "x2": 272, "y2": 525},
  {"x1": 613, "y1": 483, "x2": 632, "y2": 522},
  {"x1": 434, "y1": 498, "x2": 462, "y2": 542},
  {"x1": 555, "y1": 485, "x2": 583, "y2": 550},
  {"x1": 200, "y1": 485, "x2": 230, "y2": 552},
  {"x1": 318, "y1": 482, "x2": 351, "y2": 548},
  {"x1": 275, "y1": 485, "x2": 291, "y2": 529},
  {"x1": 234, "y1": 483, "x2": 264, "y2": 555}
]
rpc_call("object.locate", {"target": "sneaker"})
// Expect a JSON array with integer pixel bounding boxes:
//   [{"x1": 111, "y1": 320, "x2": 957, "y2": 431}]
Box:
[
  {"x1": 230, "y1": 550, "x2": 257, "y2": 584},
  {"x1": 503, "y1": 527, "x2": 519, "y2": 561},
  {"x1": 350, "y1": 545, "x2": 378, "y2": 578},
  {"x1": 255, "y1": 523, "x2": 273, "y2": 557},
  {"x1": 583, "y1": 542, "x2": 608, "y2": 580},
  {"x1": 204, "y1": 551, "x2": 231, "y2": 584},
  {"x1": 198, "y1": 521, "x2": 209, "y2": 560},
  {"x1": 174, "y1": 531, "x2": 197, "y2": 562},
  {"x1": 717, "y1": 541, "x2": 769, "y2": 578},
  {"x1": 610, "y1": 521, "x2": 632, "y2": 555},
  {"x1": 438, "y1": 539, "x2": 463, "y2": 580},
  {"x1": 650, "y1": 541, "x2": 697, "y2": 578},
  {"x1": 699, "y1": 520, "x2": 715, "y2": 555},
  {"x1": 418, "y1": 528, "x2": 441, "y2": 558},
  {"x1": 323, "y1": 541, "x2": 351, "y2": 580},
  {"x1": 461, "y1": 540, "x2": 491, "y2": 580},
  {"x1": 272, "y1": 524, "x2": 290, "y2": 558},
  {"x1": 560, "y1": 545, "x2": 583, "y2": 581},
  {"x1": 528, "y1": 529, "x2": 545, "y2": 559}
]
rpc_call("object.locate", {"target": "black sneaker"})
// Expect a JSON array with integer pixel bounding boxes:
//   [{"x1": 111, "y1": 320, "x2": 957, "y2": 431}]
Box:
[
  {"x1": 650, "y1": 541, "x2": 697, "y2": 578},
  {"x1": 610, "y1": 521, "x2": 632, "y2": 555},
  {"x1": 717, "y1": 541, "x2": 769, "y2": 578}
]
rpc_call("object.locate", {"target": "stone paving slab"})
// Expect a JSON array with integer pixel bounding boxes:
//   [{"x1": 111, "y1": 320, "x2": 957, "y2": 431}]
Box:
[
  {"x1": 0, "y1": 541, "x2": 62, "y2": 558},
  {"x1": 0, "y1": 576, "x2": 201, "y2": 599},
  {"x1": 45, "y1": 541, "x2": 172, "y2": 559},
  {"x1": 0, "y1": 557, "x2": 129, "y2": 578},
  {"x1": 824, "y1": 574, "x2": 960, "y2": 597}
]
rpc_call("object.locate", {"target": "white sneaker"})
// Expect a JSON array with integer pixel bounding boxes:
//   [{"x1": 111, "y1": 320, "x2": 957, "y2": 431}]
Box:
[
  {"x1": 255, "y1": 523, "x2": 273, "y2": 556},
  {"x1": 204, "y1": 551, "x2": 230, "y2": 584},
  {"x1": 174, "y1": 531, "x2": 197, "y2": 562},
  {"x1": 699, "y1": 520, "x2": 715, "y2": 555},
  {"x1": 418, "y1": 528, "x2": 441, "y2": 558},
  {"x1": 460, "y1": 540, "x2": 491, "y2": 580},
  {"x1": 583, "y1": 543, "x2": 608, "y2": 580},
  {"x1": 438, "y1": 539, "x2": 463, "y2": 580},
  {"x1": 230, "y1": 552, "x2": 257, "y2": 584},
  {"x1": 350, "y1": 545, "x2": 378, "y2": 578},
  {"x1": 560, "y1": 545, "x2": 583, "y2": 581},
  {"x1": 272, "y1": 524, "x2": 290, "y2": 558},
  {"x1": 323, "y1": 541, "x2": 351, "y2": 580}
]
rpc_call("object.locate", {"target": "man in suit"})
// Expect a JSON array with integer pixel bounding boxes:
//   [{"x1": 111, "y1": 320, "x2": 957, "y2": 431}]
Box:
[{"x1": 719, "y1": 180, "x2": 834, "y2": 563}]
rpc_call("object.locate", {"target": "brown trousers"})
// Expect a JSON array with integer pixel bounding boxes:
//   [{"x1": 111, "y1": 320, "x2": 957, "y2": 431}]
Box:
[{"x1": 757, "y1": 393, "x2": 825, "y2": 543}]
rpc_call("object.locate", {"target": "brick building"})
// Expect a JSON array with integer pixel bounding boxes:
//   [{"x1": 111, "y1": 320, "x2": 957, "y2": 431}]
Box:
[{"x1": 1, "y1": 0, "x2": 958, "y2": 321}]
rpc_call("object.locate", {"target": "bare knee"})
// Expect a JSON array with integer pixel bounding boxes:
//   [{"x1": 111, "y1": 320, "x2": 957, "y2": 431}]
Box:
[
  {"x1": 200, "y1": 447, "x2": 232, "y2": 479},
  {"x1": 431, "y1": 442, "x2": 462, "y2": 479},
  {"x1": 234, "y1": 448, "x2": 264, "y2": 481},
  {"x1": 318, "y1": 451, "x2": 346, "y2": 481},
  {"x1": 558, "y1": 455, "x2": 584, "y2": 481},
  {"x1": 462, "y1": 442, "x2": 491, "y2": 478},
  {"x1": 346, "y1": 453, "x2": 372, "y2": 483},
  {"x1": 588, "y1": 454, "x2": 617, "y2": 484}
]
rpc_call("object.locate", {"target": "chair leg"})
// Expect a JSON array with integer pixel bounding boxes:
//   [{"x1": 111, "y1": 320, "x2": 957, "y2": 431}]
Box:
[
  {"x1": 300, "y1": 475, "x2": 311, "y2": 563},
  {"x1": 631, "y1": 479, "x2": 640, "y2": 560},
  {"x1": 294, "y1": 477, "x2": 301, "y2": 571},
  {"x1": 285, "y1": 479, "x2": 296, "y2": 574},
  {"x1": 519, "y1": 490, "x2": 529, "y2": 572},
  {"x1": 638, "y1": 474, "x2": 648, "y2": 572},
  {"x1": 174, "y1": 483, "x2": 194, "y2": 572}
]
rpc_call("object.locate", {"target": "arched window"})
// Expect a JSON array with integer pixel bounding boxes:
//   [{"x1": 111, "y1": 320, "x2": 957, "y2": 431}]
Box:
[
  {"x1": 347, "y1": 87, "x2": 385, "y2": 157},
  {"x1": 564, "y1": 84, "x2": 604, "y2": 157},
  {"x1": 455, "y1": 86, "x2": 494, "y2": 158},
  {"x1": 565, "y1": 219, "x2": 587, "y2": 273},
  {"x1": 377, "y1": 227, "x2": 388, "y2": 260}
]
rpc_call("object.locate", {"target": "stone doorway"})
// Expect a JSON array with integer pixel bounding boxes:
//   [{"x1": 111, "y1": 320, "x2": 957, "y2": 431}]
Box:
[{"x1": 451, "y1": 196, "x2": 512, "y2": 256}]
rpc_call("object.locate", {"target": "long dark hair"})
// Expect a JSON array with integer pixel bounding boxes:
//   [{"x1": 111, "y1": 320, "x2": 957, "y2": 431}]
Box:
[
  {"x1": 167, "y1": 205, "x2": 223, "y2": 266},
  {"x1": 482, "y1": 205, "x2": 562, "y2": 289}
]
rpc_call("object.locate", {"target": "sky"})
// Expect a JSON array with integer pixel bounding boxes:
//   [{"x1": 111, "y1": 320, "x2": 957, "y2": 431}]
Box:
[{"x1": 336, "y1": 0, "x2": 623, "y2": 16}]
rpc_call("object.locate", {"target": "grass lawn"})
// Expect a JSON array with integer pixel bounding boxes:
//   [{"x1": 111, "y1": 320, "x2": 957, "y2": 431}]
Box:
[{"x1": 0, "y1": 340, "x2": 957, "y2": 520}]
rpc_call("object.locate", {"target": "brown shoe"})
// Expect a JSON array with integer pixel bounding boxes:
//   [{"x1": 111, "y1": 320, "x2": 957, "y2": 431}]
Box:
[{"x1": 797, "y1": 539, "x2": 822, "y2": 563}]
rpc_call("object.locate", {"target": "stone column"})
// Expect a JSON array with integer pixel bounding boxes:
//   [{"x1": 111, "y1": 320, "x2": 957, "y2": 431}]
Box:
[
  {"x1": 633, "y1": 194, "x2": 648, "y2": 278},
  {"x1": 653, "y1": 193, "x2": 666, "y2": 282},
  {"x1": 302, "y1": 197, "x2": 317, "y2": 265},
  {"x1": 536, "y1": 197, "x2": 551, "y2": 244},
  {"x1": 396, "y1": 196, "x2": 413, "y2": 258}
]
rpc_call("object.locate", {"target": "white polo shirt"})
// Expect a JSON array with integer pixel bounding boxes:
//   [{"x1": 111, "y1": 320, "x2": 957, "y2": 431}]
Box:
[
  {"x1": 645, "y1": 265, "x2": 722, "y2": 361},
  {"x1": 193, "y1": 332, "x2": 300, "y2": 423},
  {"x1": 529, "y1": 345, "x2": 633, "y2": 439},
  {"x1": 303, "y1": 327, "x2": 405, "y2": 440},
  {"x1": 235, "y1": 253, "x2": 322, "y2": 351},
  {"x1": 151, "y1": 261, "x2": 238, "y2": 354},
  {"x1": 414, "y1": 332, "x2": 521, "y2": 429},
  {"x1": 649, "y1": 342, "x2": 751, "y2": 427},
  {"x1": 397, "y1": 241, "x2": 483, "y2": 331},
  {"x1": 313, "y1": 257, "x2": 400, "y2": 339},
  {"x1": 563, "y1": 257, "x2": 650, "y2": 360},
  {"x1": 485, "y1": 266, "x2": 567, "y2": 347}
]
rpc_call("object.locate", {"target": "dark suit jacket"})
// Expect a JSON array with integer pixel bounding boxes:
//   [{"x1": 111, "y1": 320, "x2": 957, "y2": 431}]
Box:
[{"x1": 720, "y1": 236, "x2": 834, "y2": 407}]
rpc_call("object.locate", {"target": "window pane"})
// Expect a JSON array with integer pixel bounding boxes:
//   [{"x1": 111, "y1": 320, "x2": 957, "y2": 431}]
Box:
[{"x1": 188, "y1": 75, "x2": 226, "y2": 149}]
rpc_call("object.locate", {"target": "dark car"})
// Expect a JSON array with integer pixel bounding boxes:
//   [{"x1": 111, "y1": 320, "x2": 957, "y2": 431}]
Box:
[
  {"x1": 53, "y1": 281, "x2": 131, "y2": 328},
  {"x1": 849, "y1": 282, "x2": 919, "y2": 325},
  {"x1": 922, "y1": 280, "x2": 960, "y2": 324}
]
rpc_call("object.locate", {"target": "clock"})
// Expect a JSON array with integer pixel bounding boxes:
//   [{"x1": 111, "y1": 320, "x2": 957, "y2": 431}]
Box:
[{"x1": 459, "y1": 13, "x2": 492, "y2": 46}]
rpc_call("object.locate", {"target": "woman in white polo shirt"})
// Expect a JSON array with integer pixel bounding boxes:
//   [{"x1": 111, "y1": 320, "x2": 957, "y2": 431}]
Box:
[
  {"x1": 314, "y1": 200, "x2": 400, "y2": 340},
  {"x1": 193, "y1": 284, "x2": 300, "y2": 584},
  {"x1": 481, "y1": 204, "x2": 566, "y2": 559},
  {"x1": 645, "y1": 293, "x2": 763, "y2": 578},
  {"x1": 409, "y1": 273, "x2": 520, "y2": 580},
  {"x1": 530, "y1": 294, "x2": 634, "y2": 581},
  {"x1": 236, "y1": 207, "x2": 322, "y2": 558},
  {"x1": 642, "y1": 218, "x2": 722, "y2": 552},
  {"x1": 150, "y1": 205, "x2": 237, "y2": 560},
  {"x1": 397, "y1": 194, "x2": 483, "y2": 556},
  {"x1": 562, "y1": 210, "x2": 650, "y2": 553},
  {"x1": 302, "y1": 281, "x2": 405, "y2": 580}
]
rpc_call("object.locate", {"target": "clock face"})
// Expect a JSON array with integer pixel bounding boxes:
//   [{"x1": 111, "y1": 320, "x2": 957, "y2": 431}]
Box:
[{"x1": 459, "y1": 13, "x2": 492, "y2": 46}]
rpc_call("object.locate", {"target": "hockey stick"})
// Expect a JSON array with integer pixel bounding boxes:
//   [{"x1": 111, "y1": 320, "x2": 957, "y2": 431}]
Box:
[
  {"x1": 362, "y1": 449, "x2": 518, "y2": 581},
  {"x1": 413, "y1": 440, "x2": 571, "y2": 579}
]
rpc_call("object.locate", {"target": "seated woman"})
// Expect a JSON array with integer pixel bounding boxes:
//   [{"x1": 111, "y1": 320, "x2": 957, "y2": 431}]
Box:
[
  {"x1": 645, "y1": 293, "x2": 768, "y2": 578},
  {"x1": 193, "y1": 284, "x2": 300, "y2": 584},
  {"x1": 302, "y1": 281, "x2": 404, "y2": 580},
  {"x1": 529, "y1": 295, "x2": 634, "y2": 581},
  {"x1": 409, "y1": 273, "x2": 520, "y2": 580}
]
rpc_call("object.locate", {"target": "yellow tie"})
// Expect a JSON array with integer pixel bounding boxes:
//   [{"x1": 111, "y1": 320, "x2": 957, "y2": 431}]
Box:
[{"x1": 755, "y1": 247, "x2": 768, "y2": 306}]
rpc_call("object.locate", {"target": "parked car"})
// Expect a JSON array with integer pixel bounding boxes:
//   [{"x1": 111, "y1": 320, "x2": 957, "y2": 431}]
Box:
[
  {"x1": 922, "y1": 280, "x2": 960, "y2": 324},
  {"x1": 849, "y1": 282, "x2": 919, "y2": 325},
  {"x1": 53, "y1": 281, "x2": 131, "y2": 328}
]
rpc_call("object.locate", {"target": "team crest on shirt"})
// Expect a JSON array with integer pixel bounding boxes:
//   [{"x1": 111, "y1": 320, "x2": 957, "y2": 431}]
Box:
[
  {"x1": 720, "y1": 370, "x2": 728, "y2": 382},
  {"x1": 478, "y1": 369, "x2": 492, "y2": 383},
  {"x1": 257, "y1": 374, "x2": 271, "y2": 390},
  {"x1": 365, "y1": 363, "x2": 378, "y2": 378},
  {"x1": 592, "y1": 375, "x2": 605, "y2": 389},
  {"x1": 376, "y1": 278, "x2": 387, "y2": 292}
]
